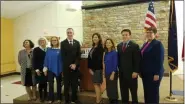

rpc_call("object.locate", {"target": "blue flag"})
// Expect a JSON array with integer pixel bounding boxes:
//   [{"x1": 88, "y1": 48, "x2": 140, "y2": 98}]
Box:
[{"x1": 168, "y1": 0, "x2": 178, "y2": 72}]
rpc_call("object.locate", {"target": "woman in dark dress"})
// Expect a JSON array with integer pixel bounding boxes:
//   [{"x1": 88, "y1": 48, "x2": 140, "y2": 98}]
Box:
[
  {"x1": 103, "y1": 38, "x2": 118, "y2": 104},
  {"x1": 88, "y1": 33, "x2": 104, "y2": 104},
  {"x1": 18, "y1": 39, "x2": 36, "y2": 101},
  {"x1": 32, "y1": 37, "x2": 48, "y2": 102}
]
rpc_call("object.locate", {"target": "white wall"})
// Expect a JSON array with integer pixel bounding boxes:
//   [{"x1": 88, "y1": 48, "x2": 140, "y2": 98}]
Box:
[
  {"x1": 14, "y1": 1, "x2": 83, "y2": 72},
  {"x1": 173, "y1": 1, "x2": 183, "y2": 75}
]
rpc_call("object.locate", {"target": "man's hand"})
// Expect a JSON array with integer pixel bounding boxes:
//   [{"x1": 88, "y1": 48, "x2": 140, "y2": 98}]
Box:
[
  {"x1": 110, "y1": 72, "x2": 115, "y2": 81},
  {"x1": 70, "y1": 64, "x2": 76, "y2": 70},
  {"x1": 132, "y1": 72, "x2": 138, "y2": 79},
  {"x1": 89, "y1": 69, "x2": 94, "y2": 75},
  {"x1": 154, "y1": 75, "x2": 159, "y2": 81},
  {"x1": 36, "y1": 71, "x2": 41, "y2": 76}
]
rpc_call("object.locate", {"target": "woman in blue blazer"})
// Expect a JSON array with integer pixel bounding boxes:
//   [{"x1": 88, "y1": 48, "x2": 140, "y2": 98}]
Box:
[{"x1": 140, "y1": 27, "x2": 164, "y2": 104}]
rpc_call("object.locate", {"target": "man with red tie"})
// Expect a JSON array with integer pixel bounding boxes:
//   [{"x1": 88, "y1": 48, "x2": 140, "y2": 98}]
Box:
[{"x1": 117, "y1": 29, "x2": 141, "y2": 104}]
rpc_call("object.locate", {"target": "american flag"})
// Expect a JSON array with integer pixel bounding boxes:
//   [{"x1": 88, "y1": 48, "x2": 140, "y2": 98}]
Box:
[{"x1": 144, "y1": 2, "x2": 157, "y2": 29}]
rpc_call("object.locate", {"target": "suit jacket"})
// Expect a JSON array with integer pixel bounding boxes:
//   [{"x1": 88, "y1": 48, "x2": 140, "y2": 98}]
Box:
[
  {"x1": 32, "y1": 47, "x2": 46, "y2": 72},
  {"x1": 60, "y1": 39, "x2": 81, "y2": 74},
  {"x1": 117, "y1": 41, "x2": 140, "y2": 79},
  {"x1": 140, "y1": 39, "x2": 164, "y2": 77},
  {"x1": 88, "y1": 45, "x2": 104, "y2": 71}
]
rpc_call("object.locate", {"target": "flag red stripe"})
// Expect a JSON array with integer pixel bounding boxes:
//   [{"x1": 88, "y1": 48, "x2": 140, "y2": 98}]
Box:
[
  {"x1": 145, "y1": 20, "x2": 156, "y2": 28},
  {"x1": 146, "y1": 13, "x2": 156, "y2": 23}
]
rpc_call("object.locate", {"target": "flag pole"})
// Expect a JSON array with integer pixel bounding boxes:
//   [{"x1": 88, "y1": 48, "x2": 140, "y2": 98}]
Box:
[
  {"x1": 164, "y1": 0, "x2": 178, "y2": 102},
  {"x1": 164, "y1": 71, "x2": 177, "y2": 101}
]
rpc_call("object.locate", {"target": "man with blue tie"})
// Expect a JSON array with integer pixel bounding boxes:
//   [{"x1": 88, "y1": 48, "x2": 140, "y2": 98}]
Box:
[{"x1": 117, "y1": 29, "x2": 141, "y2": 104}]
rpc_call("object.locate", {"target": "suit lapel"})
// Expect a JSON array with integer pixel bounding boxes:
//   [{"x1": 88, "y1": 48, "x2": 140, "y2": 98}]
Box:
[
  {"x1": 141, "y1": 42, "x2": 147, "y2": 50},
  {"x1": 125, "y1": 41, "x2": 132, "y2": 52},
  {"x1": 123, "y1": 41, "x2": 132, "y2": 53},
  {"x1": 143, "y1": 39, "x2": 156, "y2": 53},
  {"x1": 65, "y1": 39, "x2": 76, "y2": 50}
]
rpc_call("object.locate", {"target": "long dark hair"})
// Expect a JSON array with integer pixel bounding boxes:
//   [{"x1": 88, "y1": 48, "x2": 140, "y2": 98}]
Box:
[
  {"x1": 104, "y1": 38, "x2": 116, "y2": 53},
  {"x1": 92, "y1": 33, "x2": 103, "y2": 48}
]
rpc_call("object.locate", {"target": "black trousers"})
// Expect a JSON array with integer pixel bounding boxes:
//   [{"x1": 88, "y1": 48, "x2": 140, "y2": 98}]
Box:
[
  {"x1": 48, "y1": 71, "x2": 62, "y2": 101},
  {"x1": 39, "y1": 83, "x2": 47, "y2": 100},
  {"x1": 36, "y1": 72, "x2": 48, "y2": 100},
  {"x1": 63, "y1": 69, "x2": 79, "y2": 102},
  {"x1": 119, "y1": 72, "x2": 138, "y2": 104},
  {"x1": 106, "y1": 74, "x2": 118, "y2": 101},
  {"x1": 142, "y1": 75, "x2": 162, "y2": 104}
]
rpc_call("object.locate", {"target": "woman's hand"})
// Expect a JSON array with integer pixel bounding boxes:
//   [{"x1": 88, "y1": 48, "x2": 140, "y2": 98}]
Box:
[
  {"x1": 36, "y1": 70, "x2": 41, "y2": 76},
  {"x1": 44, "y1": 71, "x2": 47, "y2": 76},
  {"x1": 110, "y1": 72, "x2": 115, "y2": 81},
  {"x1": 132, "y1": 72, "x2": 138, "y2": 79},
  {"x1": 154, "y1": 75, "x2": 159, "y2": 81},
  {"x1": 89, "y1": 69, "x2": 94, "y2": 75}
]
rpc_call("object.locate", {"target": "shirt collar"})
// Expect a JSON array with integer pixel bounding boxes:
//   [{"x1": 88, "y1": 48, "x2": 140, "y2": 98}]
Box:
[
  {"x1": 67, "y1": 39, "x2": 73, "y2": 43},
  {"x1": 39, "y1": 46, "x2": 47, "y2": 51},
  {"x1": 123, "y1": 40, "x2": 130, "y2": 46},
  {"x1": 51, "y1": 47, "x2": 60, "y2": 49}
]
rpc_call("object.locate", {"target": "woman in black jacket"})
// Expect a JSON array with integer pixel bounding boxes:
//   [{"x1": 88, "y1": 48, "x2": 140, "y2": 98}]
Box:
[
  {"x1": 32, "y1": 37, "x2": 48, "y2": 102},
  {"x1": 88, "y1": 33, "x2": 104, "y2": 104}
]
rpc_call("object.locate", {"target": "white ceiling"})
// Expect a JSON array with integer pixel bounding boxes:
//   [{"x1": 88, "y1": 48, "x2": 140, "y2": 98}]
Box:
[{"x1": 1, "y1": 1, "x2": 53, "y2": 19}]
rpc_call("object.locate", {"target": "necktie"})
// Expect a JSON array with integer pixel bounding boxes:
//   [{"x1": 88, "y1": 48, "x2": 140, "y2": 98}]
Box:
[
  {"x1": 70, "y1": 41, "x2": 73, "y2": 46},
  {"x1": 122, "y1": 43, "x2": 127, "y2": 52}
]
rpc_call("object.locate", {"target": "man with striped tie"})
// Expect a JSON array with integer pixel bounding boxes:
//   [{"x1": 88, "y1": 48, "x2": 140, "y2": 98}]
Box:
[
  {"x1": 60, "y1": 28, "x2": 81, "y2": 104},
  {"x1": 117, "y1": 29, "x2": 141, "y2": 104}
]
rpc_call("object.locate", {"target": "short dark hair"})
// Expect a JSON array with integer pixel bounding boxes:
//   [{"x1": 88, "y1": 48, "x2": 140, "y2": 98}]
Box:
[
  {"x1": 145, "y1": 27, "x2": 157, "y2": 34},
  {"x1": 66, "y1": 28, "x2": 74, "y2": 32},
  {"x1": 92, "y1": 33, "x2": 103, "y2": 47},
  {"x1": 104, "y1": 38, "x2": 116, "y2": 53},
  {"x1": 121, "y1": 29, "x2": 131, "y2": 35},
  {"x1": 50, "y1": 36, "x2": 60, "y2": 48},
  {"x1": 23, "y1": 39, "x2": 34, "y2": 48}
]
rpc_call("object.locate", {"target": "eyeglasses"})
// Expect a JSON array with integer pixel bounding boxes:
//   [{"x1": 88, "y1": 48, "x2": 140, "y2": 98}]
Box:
[
  {"x1": 51, "y1": 40, "x2": 57, "y2": 41},
  {"x1": 145, "y1": 32, "x2": 153, "y2": 34}
]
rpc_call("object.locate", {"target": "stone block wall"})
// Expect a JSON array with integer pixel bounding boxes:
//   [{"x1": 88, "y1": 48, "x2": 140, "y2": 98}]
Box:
[{"x1": 82, "y1": 1, "x2": 170, "y2": 56}]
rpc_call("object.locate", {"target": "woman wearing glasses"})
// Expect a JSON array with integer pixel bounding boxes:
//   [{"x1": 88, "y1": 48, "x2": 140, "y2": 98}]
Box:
[
  {"x1": 140, "y1": 27, "x2": 164, "y2": 104},
  {"x1": 43, "y1": 36, "x2": 63, "y2": 103}
]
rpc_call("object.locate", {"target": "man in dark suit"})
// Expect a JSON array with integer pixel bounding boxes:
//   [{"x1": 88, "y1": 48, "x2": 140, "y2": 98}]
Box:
[
  {"x1": 117, "y1": 29, "x2": 140, "y2": 104},
  {"x1": 60, "y1": 28, "x2": 81, "y2": 104}
]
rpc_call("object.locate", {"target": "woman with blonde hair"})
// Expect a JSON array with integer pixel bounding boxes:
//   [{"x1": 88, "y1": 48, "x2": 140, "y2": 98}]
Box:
[
  {"x1": 32, "y1": 37, "x2": 48, "y2": 102},
  {"x1": 43, "y1": 36, "x2": 63, "y2": 103}
]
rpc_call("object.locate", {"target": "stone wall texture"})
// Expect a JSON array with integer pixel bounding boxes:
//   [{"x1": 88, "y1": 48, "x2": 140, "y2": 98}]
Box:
[{"x1": 82, "y1": 1, "x2": 170, "y2": 56}]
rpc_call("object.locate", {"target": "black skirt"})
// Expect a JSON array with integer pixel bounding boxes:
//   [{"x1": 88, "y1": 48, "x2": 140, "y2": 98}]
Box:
[
  {"x1": 35, "y1": 72, "x2": 47, "y2": 84},
  {"x1": 25, "y1": 68, "x2": 34, "y2": 86},
  {"x1": 92, "y1": 70, "x2": 103, "y2": 84}
]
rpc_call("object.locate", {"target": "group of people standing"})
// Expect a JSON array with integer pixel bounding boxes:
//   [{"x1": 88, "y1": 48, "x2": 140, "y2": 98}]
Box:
[
  {"x1": 88, "y1": 27, "x2": 164, "y2": 104},
  {"x1": 18, "y1": 27, "x2": 164, "y2": 104}
]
